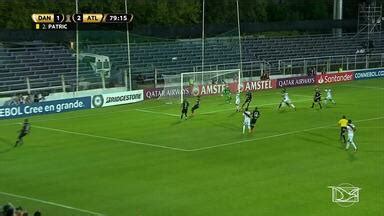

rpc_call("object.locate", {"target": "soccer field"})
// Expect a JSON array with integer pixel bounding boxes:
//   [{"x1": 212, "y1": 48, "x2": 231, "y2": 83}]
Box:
[{"x1": 0, "y1": 79, "x2": 383, "y2": 216}]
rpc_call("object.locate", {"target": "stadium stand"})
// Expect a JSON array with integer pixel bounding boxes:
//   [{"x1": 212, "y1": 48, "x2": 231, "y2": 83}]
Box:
[
  {"x1": 0, "y1": 33, "x2": 383, "y2": 92},
  {"x1": 0, "y1": 43, "x2": 99, "y2": 93}
]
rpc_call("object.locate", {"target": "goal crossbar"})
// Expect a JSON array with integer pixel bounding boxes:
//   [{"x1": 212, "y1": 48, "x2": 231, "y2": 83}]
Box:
[{"x1": 180, "y1": 69, "x2": 241, "y2": 103}]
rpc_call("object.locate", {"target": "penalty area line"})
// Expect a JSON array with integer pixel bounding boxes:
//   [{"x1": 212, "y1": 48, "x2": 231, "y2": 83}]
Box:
[
  {"x1": 186, "y1": 116, "x2": 384, "y2": 152},
  {"x1": 341, "y1": 84, "x2": 384, "y2": 90},
  {"x1": 0, "y1": 191, "x2": 105, "y2": 216},
  {"x1": 134, "y1": 109, "x2": 179, "y2": 117},
  {"x1": 32, "y1": 125, "x2": 189, "y2": 152}
]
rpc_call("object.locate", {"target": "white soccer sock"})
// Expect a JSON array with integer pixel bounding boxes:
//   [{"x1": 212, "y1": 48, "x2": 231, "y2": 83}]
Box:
[
  {"x1": 350, "y1": 141, "x2": 357, "y2": 150},
  {"x1": 243, "y1": 126, "x2": 246, "y2": 134},
  {"x1": 291, "y1": 104, "x2": 295, "y2": 108}
]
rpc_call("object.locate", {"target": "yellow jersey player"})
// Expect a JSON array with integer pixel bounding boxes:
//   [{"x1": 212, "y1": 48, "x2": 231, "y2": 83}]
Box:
[{"x1": 338, "y1": 115, "x2": 348, "y2": 144}]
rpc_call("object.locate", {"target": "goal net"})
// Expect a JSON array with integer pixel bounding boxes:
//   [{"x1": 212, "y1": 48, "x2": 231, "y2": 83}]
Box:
[{"x1": 158, "y1": 69, "x2": 241, "y2": 103}]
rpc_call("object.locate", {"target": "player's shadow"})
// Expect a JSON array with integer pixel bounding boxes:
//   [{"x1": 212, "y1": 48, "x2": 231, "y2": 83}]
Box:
[
  {"x1": 0, "y1": 137, "x2": 14, "y2": 154},
  {"x1": 170, "y1": 120, "x2": 183, "y2": 126},
  {"x1": 347, "y1": 151, "x2": 357, "y2": 162},
  {"x1": 300, "y1": 131, "x2": 339, "y2": 150}
]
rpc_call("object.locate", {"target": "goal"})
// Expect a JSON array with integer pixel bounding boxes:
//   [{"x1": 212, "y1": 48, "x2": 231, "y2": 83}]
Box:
[{"x1": 159, "y1": 69, "x2": 241, "y2": 103}]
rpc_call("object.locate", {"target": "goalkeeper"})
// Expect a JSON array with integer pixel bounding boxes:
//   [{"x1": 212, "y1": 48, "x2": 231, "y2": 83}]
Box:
[{"x1": 223, "y1": 85, "x2": 232, "y2": 103}]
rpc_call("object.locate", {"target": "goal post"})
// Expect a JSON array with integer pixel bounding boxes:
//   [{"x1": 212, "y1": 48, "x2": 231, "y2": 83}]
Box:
[{"x1": 180, "y1": 69, "x2": 241, "y2": 103}]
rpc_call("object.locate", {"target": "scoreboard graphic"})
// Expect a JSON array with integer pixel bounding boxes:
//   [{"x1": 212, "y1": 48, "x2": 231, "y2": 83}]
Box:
[{"x1": 32, "y1": 13, "x2": 134, "y2": 30}]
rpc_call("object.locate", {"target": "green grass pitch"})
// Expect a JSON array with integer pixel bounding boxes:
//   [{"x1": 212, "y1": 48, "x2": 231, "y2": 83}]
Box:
[{"x1": 0, "y1": 79, "x2": 383, "y2": 216}]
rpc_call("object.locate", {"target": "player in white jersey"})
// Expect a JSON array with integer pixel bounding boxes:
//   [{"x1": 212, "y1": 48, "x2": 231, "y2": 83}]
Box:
[
  {"x1": 243, "y1": 108, "x2": 251, "y2": 134},
  {"x1": 235, "y1": 92, "x2": 241, "y2": 112},
  {"x1": 346, "y1": 119, "x2": 357, "y2": 151},
  {"x1": 278, "y1": 89, "x2": 296, "y2": 110},
  {"x1": 323, "y1": 89, "x2": 336, "y2": 106}
]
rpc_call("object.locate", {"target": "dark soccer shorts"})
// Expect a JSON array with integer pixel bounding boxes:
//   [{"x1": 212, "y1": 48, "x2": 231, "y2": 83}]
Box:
[
  {"x1": 250, "y1": 119, "x2": 257, "y2": 129},
  {"x1": 182, "y1": 108, "x2": 188, "y2": 114},
  {"x1": 340, "y1": 127, "x2": 347, "y2": 134},
  {"x1": 191, "y1": 105, "x2": 199, "y2": 112},
  {"x1": 314, "y1": 98, "x2": 321, "y2": 102},
  {"x1": 18, "y1": 132, "x2": 27, "y2": 139}
]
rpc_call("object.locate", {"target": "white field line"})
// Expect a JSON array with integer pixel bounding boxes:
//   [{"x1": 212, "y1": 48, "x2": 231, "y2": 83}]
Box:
[
  {"x1": 0, "y1": 104, "x2": 169, "y2": 127},
  {"x1": 135, "y1": 109, "x2": 179, "y2": 117},
  {"x1": 0, "y1": 93, "x2": 312, "y2": 126},
  {"x1": 185, "y1": 116, "x2": 384, "y2": 152},
  {"x1": 341, "y1": 84, "x2": 384, "y2": 90},
  {"x1": 0, "y1": 191, "x2": 105, "y2": 216},
  {"x1": 31, "y1": 116, "x2": 383, "y2": 152},
  {"x1": 32, "y1": 125, "x2": 189, "y2": 152},
  {"x1": 290, "y1": 94, "x2": 314, "y2": 98},
  {"x1": 138, "y1": 96, "x2": 313, "y2": 117},
  {"x1": 200, "y1": 98, "x2": 312, "y2": 115}
]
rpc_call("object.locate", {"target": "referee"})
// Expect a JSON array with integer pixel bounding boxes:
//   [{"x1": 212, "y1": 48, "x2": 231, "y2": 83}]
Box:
[{"x1": 338, "y1": 115, "x2": 348, "y2": 144}]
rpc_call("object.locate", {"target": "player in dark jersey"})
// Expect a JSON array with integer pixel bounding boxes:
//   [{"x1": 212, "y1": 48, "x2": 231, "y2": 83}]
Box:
[
  {"x1": 241, "y1": 91, "x2": 252, "y2": 110},
  {"x1": 15, "y1": 119, "x2": 30, "y2": 147},
  {"x1": 191, "y1": 96, "x2": 200, "y2": 116},
  {"x1": 311, "y1": 88, "x2": 322, "y2": 109},
  {"x1": 250, "y1": 107, "x2": 261, "y2": 132},
  {"x1": 180, "y1": 99, "x2": 189, "y2": 120}
]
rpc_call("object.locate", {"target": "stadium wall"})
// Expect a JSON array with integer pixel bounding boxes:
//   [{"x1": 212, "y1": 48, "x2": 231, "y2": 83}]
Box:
[
  {"x1": 354, "y1": 69, "x2": 384, "y2": 80},
  {"x1": 1, "y1": 68, "x2": 382, "y2": 119},
  {"x1": 91, "y1": 90, "x2": 144, "y2": 108},
  {"x1": 0, "y1": 90, "x2": 144, "y2": 120},
  {"x1": 143, "y1": 68, "x2": 384, "y2": 100},
  {"x1": 0, "y1": 97, "x2": 91, "y2": 120}
]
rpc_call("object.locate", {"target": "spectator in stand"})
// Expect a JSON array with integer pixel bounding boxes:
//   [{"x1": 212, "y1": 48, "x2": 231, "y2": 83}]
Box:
[
  {"x1": 307, "y1": 68, "x2": 316, "y2": 76},
  {"x1": 1, "y1": 203, "x2": 40, "y2": 216},
  {"x1": 15, "y1": 206, "x2": 27, "y2": 216},
  {"x1": 211, "y1": 78, "x2": 217, "y2": 85},
  {"x1": 33, "y1": 94, "x2": 40, "y2": 103},
  {"x1": 17, "y1": 94, "x2": 25, "y2": 104},
  {"x1": 260, "y1": 72, "x2": 270, "y2": 80},
  {"x1": 25, "y1": 94, "x2": 34, "y2": 104},
  {"x1": 136, "y1": 74, "x2": 145, "y2": 84},
  {"x1": 2, "y1": 203, "x2": 15, "y2": 216}
]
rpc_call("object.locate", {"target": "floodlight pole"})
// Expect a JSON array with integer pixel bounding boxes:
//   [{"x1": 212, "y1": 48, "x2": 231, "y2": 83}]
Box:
[
  {"x1": 125, "y1": 0, "x2": 132, "y2": 91},
  {"x1": 75, "y1": 0, "x2": 79, "y2": 92},
  {"x1": 236, "y1": 0, "x2": 243, "y2": 78},
  {"x1": 201, "y1": 0, "x2": 205, "y2": 84}
]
